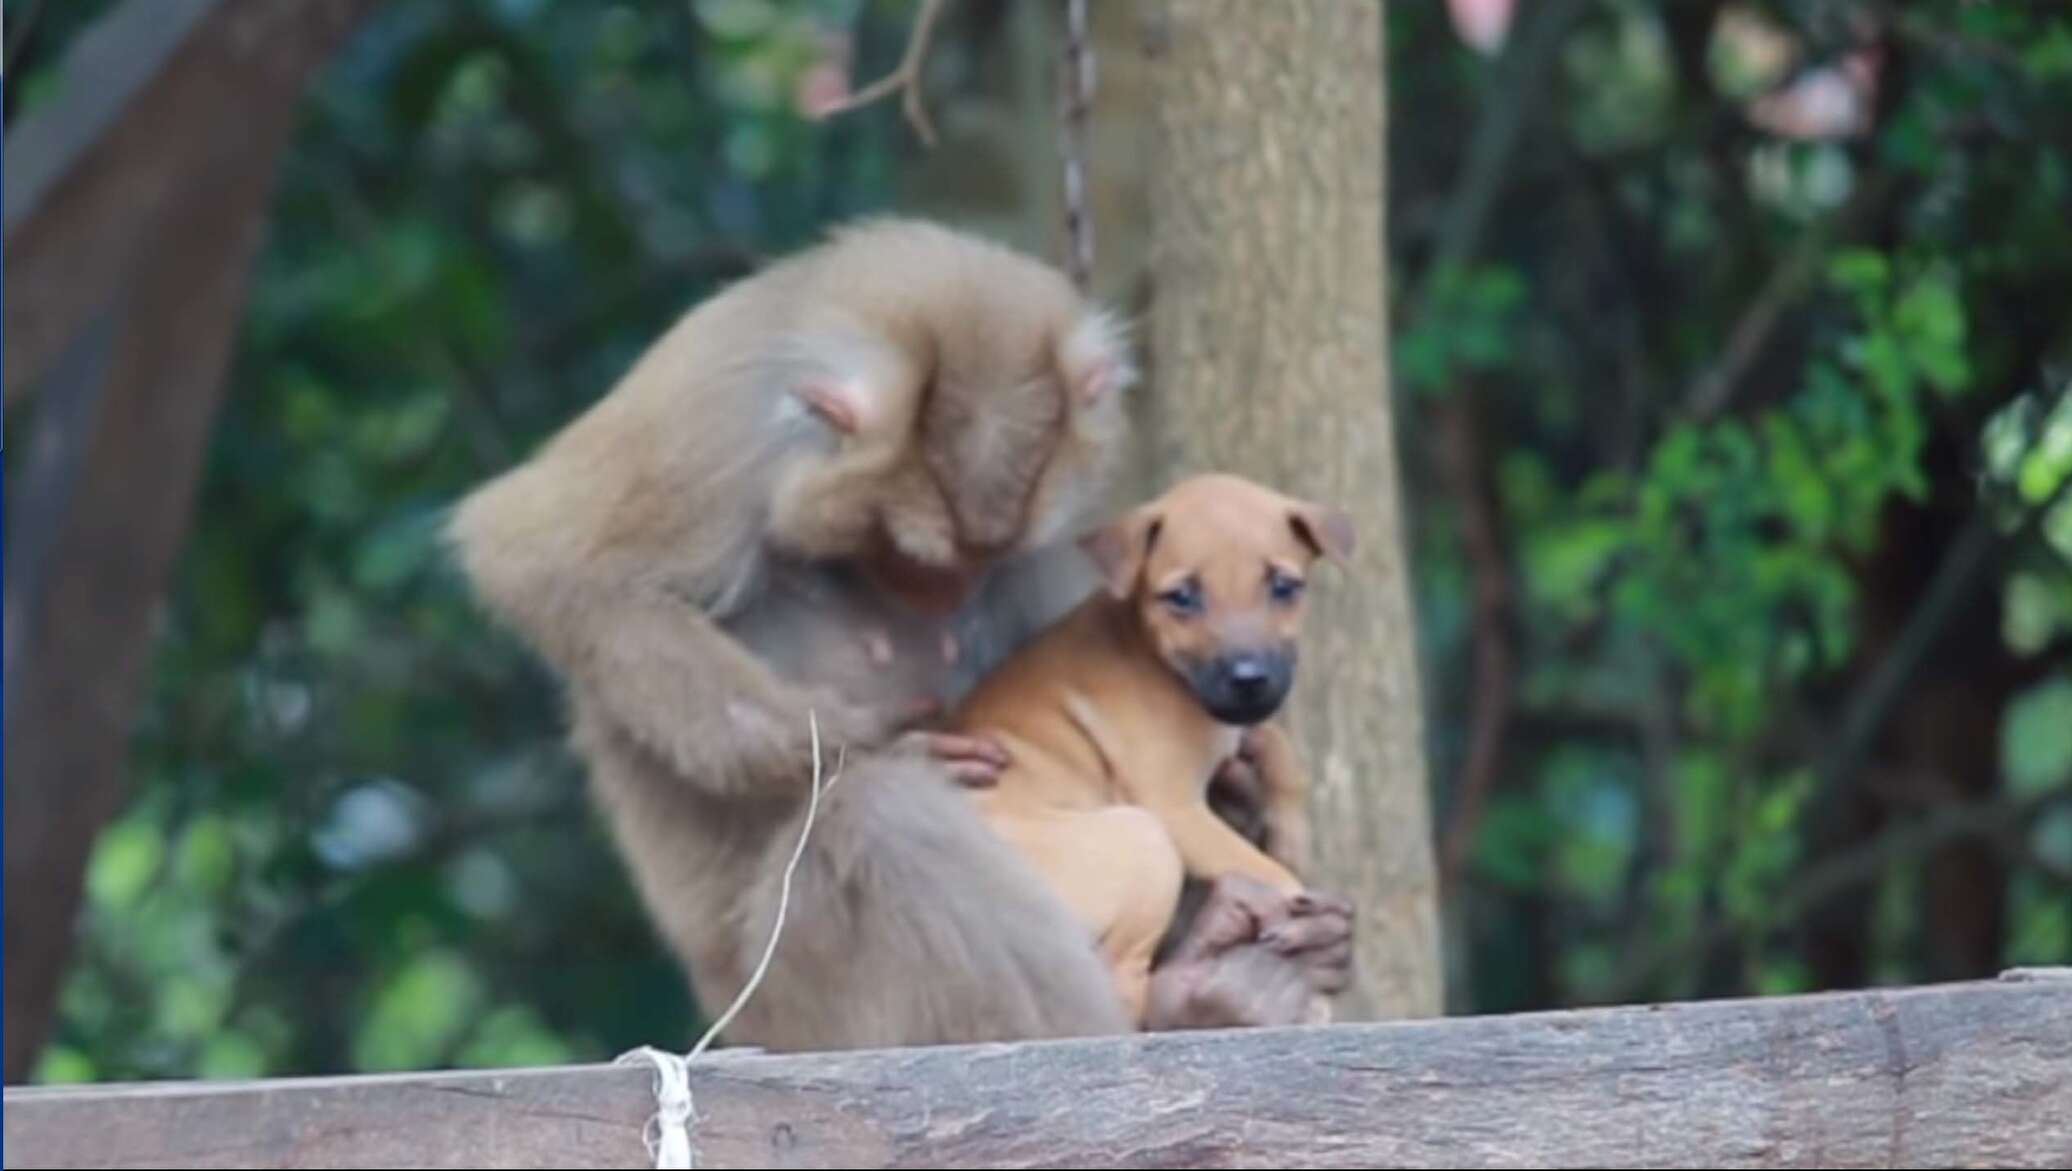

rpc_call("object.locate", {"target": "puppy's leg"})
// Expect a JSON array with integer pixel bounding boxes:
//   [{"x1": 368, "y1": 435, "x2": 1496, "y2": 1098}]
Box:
[
  {"x1": 988, "y1": 806, "x2": 1185, "y2": 1023},
  {"x1": 1238, "y1": 722, "x2": 1314, "y2": 876},
  {"x1": 1156, "y1": 800, "x2": 1305, "y2": 896}
]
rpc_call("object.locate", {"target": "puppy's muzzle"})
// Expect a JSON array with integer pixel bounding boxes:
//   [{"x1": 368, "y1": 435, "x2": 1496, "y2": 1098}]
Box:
[{"x1": 1189, "y1": 649, "x2": 1294, "y2": 726}]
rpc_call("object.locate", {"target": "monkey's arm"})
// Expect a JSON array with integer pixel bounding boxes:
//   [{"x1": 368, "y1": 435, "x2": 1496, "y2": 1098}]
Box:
[
  {"x1": 563, "y1": 579, "x2": 891, "y2": 797},
  {"x1": 450, "y1": 472, "x2": 891, "y2": 802}
]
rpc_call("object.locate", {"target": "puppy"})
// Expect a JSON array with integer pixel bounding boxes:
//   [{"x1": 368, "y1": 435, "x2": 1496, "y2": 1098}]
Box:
[{"x1": 949, "y1": 473, "x2": 1354, "y2": 1023}]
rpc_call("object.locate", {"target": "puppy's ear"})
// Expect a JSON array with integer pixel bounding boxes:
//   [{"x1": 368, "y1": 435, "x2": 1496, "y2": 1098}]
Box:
[
  {"x1": 1080, "y1": 508, "x2": 1162, "y2": 600},
  {"x1": 1290, "y1": 502, "x2": 1356, "y2": 562}
]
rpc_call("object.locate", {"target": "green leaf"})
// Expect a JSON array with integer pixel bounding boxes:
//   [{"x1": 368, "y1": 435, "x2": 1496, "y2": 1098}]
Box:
[
  {"x1": 175, "y1": 816, "x2": 237, "y2": 895},
  {"x1": 456, "y1": 1005, "x2": 575, "y2": 1069},
  {"x1": 1526, "y1": 520, "x2": 1628, "y2": 618},
  {"x1": 353, "y1": 949, "x2": 485, "y2": 1072},
  {"x1": 87, "y1": 819, "x2": 165, "y2": 911},
  {"x1": 33, "y1": 1047, "x2": 97, "y2": 1085},
  {"x1": 1828, "y1": 248, "x2": 1890, "y2": 295},
  {"x1": 1471, "y1": 796, "x2": 1554, "y2": 891},
  {"x1": 2003, "y1": 676, "x2": 2072, "y2": 795},
  {"x1": 199, "y1": 1033, "x2": 268, "y2": 1080}
]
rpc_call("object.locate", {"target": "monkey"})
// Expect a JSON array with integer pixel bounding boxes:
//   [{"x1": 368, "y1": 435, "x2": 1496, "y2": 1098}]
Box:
[{"x1": 447, "y1": 217, "x2": 1353, "y2": 1050}]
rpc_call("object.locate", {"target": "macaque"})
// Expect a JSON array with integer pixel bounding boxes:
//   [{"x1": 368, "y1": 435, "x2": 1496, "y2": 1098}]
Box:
[{"x1": 448, "y1": 218, "x2": 1350, "y2": 1049}]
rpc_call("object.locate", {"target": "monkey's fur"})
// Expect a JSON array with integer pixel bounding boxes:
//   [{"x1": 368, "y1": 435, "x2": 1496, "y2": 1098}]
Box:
[{"x1": 449, "y1": 219, "x2": 1341, "y2": 1049}]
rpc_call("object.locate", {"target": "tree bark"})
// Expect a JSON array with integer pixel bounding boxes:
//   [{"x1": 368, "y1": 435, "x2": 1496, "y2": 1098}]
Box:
[
  {"x1": 1139, "y1": 0, "x2": 1441, "y2": 1019},
  {"x1": 1, "y1": 0, "x2": 377, "y2": 1083}
]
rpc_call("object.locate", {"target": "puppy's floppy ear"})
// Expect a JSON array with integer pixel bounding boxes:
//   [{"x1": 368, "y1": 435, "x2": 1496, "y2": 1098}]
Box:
[
  {"x1": 1080, "y1": 507, "x2": 1162, "y2": 600},
  {"x1": 1290, "y1": 501, "x2": 1356, "y2": 562}
]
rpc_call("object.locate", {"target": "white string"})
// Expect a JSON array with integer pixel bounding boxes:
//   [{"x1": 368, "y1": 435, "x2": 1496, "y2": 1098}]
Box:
[{"x1": 618, "y1": 713, "x2": 841, "y2": 1169}]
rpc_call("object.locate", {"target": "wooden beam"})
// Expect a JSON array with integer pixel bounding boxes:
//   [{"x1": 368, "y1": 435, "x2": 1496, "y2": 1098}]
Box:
[
  {"x1": 0, "y1": 0, "x2": 380, "y2": 1082},
  {"x1": 6, "y1": 976, "x2": 2069, "y2": 1168}
]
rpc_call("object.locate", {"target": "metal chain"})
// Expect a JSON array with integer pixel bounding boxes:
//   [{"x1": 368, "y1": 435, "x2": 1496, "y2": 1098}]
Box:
[{"x1": 1058, "y1": 0, "x2": 1095, "y2": 291}]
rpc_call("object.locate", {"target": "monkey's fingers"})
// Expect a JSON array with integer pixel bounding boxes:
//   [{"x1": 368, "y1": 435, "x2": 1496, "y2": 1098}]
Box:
[
  {"x1": 940, "y1": 758, "x2": 1005, "y2": 787},
  {"x1": 1304, "y1": 941, "x2": 1355, "y2": 995},
  {"x1": 919, "y1": 732, "x2": 1012, "y2": 766},
  {"x1": 1259, "y1": 911, "x2": 1351, "y2": 958},
  {"x1": 900, "y1": 731, "x2": 1012, "y2": 787},
  {"x1": 1169, "y1": 875, "x2": 1278, "y2": 962},
  {"x1": 1287, "y1": 890, "x2": 1354, "y2": 919}
]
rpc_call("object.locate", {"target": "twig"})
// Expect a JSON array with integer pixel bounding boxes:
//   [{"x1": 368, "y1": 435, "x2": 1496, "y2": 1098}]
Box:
[
  {"x1": 1817, "y1": 431, "x2": 2072, "y2": 803},
  {"x1": 1404, "y1": 0, "x2": 1579, "y2": 885},
  {"x1": 1405, "y1": 0, "x2": 1588, "y2": 319},
  {"x1": 1435, "y1": 392, "x2": 1517, "y2": 890},
  {"x1": 816, "y1": 0, "x2": 951, "y2": 147},
  {"x1": 1680, "y1": 235, "x2": 1824, "y2": 419}
]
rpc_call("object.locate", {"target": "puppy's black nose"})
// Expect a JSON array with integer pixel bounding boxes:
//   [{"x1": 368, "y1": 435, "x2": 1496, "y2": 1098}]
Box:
[
  {"x1": 1193, "y1": 649, "x2": 1293, "y2": 724},
  {"x1": 1225, "y1": 654, "x2": 1272, "y2": 698}
]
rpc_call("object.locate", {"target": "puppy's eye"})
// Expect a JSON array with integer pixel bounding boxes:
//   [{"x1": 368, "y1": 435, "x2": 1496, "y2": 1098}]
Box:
[
  {"x1": 1158, "y1": 579, "x2": 1203, "y2": 616},
  {"x1": 1267, "y1": 569, "x2": 1305, "y2": 604}
]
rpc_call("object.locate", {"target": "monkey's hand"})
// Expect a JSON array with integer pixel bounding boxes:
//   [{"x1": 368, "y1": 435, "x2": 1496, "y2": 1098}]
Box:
[
  {"x1": 882, "y1": 697, "x2": 1014, "y2": 787},
  {"x1": 1264, "y1": 889, "x2": 1355, "y2": 999},
  {"x1": 1142, "y1": 875, "x2": 1355, "y2": 1030}
]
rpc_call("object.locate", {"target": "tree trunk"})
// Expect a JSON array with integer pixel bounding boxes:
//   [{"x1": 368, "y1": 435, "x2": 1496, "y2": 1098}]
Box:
[
  {"x1": 2, "y1": 0, "x2": 377, "y2": 1082},
  {"x1": 1138, "y1": 0, "x2": 1441, "y2": 1019}
]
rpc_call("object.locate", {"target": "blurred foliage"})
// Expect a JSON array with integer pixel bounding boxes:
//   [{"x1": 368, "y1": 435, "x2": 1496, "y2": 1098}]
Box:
[
  {"x1": 6, "y1": 0, "x2": 2071, "y2": 1083},
  {"x1": 1393, "y1": 0, "x2": 2072, "y2": 1010},
  {"x1": 8, "y1": 0, "x2": 910, "y2": 1083}
]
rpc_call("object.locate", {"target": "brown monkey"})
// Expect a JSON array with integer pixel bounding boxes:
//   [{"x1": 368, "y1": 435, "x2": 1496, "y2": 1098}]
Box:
[{"x1": 448, "y1": 218, "x2": 1351, "y2": 1049}]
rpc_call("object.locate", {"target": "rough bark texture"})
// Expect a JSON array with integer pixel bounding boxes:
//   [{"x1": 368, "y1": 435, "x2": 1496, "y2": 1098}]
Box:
[
  {"x1": 1137, "y1": 0, "x2": 1440, "y2": 1019},
  {"x1": 7, "y1": 976, "x2": 2070, "y2": 1169},
  {"x1": 1, "y1": 0, "x2": 378, "y2": 1083}
]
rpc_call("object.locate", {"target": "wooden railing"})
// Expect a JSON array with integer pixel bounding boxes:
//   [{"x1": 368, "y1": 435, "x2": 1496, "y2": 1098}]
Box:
[{"x1": 6, "y1": 973, "x2": 2068, "y2": 1168}]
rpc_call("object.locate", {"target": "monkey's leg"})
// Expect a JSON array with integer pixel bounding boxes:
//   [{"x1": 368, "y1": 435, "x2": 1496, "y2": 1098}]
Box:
[
  {"x1": 715, "y1": 753, "x2": 1137, "y2": 1051},
  {"x1": 987, "y1": 805, "x2": 1185, "y2": 1025}
]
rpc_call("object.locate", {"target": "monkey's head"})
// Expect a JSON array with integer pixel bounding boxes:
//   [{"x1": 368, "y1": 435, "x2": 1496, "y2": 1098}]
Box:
[
  {"x1": 767, "y1": 220, "x2": 1137, "y2": 615},
  {"x1": 1080, "y1": 474, "x2": 1355, "y2": 726}
]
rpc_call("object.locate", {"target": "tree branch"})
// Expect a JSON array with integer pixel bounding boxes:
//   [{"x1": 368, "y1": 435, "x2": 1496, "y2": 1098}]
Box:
[
  {"x1": 1406, "y1": 0, "x2": 1589, "y2": 316},
  {"x1": 1679, "y1": 232, "x2": 1824, "y2": 419},
  {"x1": 814, "y1": 0, "x2": 951, "y2": 147},
  {"x1": 1435, "y1": 390, "x2": 1517, "y2": 890}
]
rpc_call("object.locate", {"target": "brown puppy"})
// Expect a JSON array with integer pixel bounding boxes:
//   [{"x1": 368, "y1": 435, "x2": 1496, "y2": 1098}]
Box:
[{"x1": 950, "y1": 473, "x2": 1353, "y2": 1022}]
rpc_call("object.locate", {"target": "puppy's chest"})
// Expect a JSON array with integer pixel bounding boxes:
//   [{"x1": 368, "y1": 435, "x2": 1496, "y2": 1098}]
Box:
[{"x1": 1105, "y1": 715, "x2": 1243, "y2": 806}]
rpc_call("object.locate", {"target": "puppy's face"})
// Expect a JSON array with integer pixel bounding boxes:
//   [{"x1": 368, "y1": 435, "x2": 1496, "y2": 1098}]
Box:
[{"x1": 1082, "y1": 474, "x2": 1354, "y2": 726}]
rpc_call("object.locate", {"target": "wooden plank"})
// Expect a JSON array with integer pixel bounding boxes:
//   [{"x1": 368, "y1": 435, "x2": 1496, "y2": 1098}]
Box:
[
  {"x1": 6, "y1": 977, "x2": 2070, "y2": 1169},
  {"x1": 0, "y1": 0, "x2": 380, "y2": 1082}
]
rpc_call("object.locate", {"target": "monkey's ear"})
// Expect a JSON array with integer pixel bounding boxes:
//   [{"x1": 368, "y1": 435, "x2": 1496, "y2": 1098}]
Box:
[
  {"x1": 1290, "y1": 503, "x2": 1356, "y2": 562},
  {"x1": 1080, "y1": 510, "x2": 1160, "y2": 600},
  {"x1": 1059, "y1": 310, "x2": 1139, "y2": 406},
  {"x1": 791, "y1": 378, "x2": 871, "y2": 435}
]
